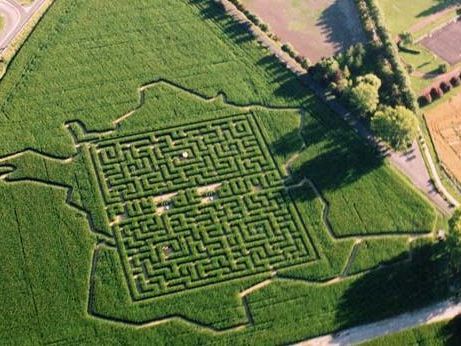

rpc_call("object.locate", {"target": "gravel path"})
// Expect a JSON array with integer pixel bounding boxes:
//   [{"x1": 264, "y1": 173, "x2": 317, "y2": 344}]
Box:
[
  {"x1": 297, "y1": 298, "x2": 461, "y2": 345},
  {"x1": 0, "y1": 0, "x2": 47, "y2": 51}
]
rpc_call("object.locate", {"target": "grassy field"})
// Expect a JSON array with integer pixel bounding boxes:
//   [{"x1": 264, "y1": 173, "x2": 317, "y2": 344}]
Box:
[
  {"x1": 376, "y1": 0, "x2": 456, "y2": 36},
  {"x1": 376, "y1": 0, "x2": 460, "y2": 93},
  {"x1": 0, "y1": 0, "x2": 448, "y2": 344}
]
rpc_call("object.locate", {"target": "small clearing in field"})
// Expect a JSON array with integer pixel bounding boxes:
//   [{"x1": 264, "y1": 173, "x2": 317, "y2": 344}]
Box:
[
  {"x1": 426, "y1": 90, "x2": 461, "y2": 183},
  {"x1": 241, "y1": 0, "x2": 366, "y2": 63}
]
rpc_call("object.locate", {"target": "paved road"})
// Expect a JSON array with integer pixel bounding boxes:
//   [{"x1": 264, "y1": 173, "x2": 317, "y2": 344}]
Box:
[
  {"x1": 0, "y1": 0, "x2": 47, "y2": 51},
  {"x1": 298, "y1": 298, "x2": 461, "y2": 345},
  {"x1": 220, "y1": 0, "x2": 457, "y2": 214}
]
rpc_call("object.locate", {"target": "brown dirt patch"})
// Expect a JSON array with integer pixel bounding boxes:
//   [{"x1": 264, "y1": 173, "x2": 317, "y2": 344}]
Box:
[
  {"x1": 241, "y1": 0, "x2": 366, "y2": 63},
  {"x1": 421, "y1": 18, "x2": 461, "y2": 65},
  {"x1": 426, "y1": 91, "x2": 461, "y2": 183}
]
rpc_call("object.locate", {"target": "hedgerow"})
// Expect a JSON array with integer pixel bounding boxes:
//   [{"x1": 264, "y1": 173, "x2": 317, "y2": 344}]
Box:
[{"x1": 354, "y1": 0, "x2": 418, "y2": 111}]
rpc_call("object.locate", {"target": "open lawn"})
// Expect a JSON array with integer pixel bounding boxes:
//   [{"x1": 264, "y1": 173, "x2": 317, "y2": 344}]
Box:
[
  {"x1": 240, "y1": 0, "x2": 366, "y2": 62},
  {"x1": 0, "y1": 0, "x2": 446, "y2": 345},
  {"x1": 376, "y1": 0, "x2": 458, "y2": 37}
]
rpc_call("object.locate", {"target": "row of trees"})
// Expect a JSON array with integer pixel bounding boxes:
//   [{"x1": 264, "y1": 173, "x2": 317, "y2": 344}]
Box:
[
  {"x1": 226, "y1": 0, "x2": 310, "y2": 69},
  {"x1": 355, "y1": 0, "x2": 418, "y2": 111},
  {"x1": 419, "y1": 72, "x2": 461, "y2": 106},
  {"x1": 312, "y1": 49, "x2": 419, "y2": 151},
  {"x1": 227, "y1": 0, "x2": 420, "y2": 151}
]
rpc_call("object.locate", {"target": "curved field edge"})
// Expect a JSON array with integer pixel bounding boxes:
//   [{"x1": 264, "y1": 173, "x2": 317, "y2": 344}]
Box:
[{"x1": 0, "y1": 0, "x2": 446, "y2": 345}]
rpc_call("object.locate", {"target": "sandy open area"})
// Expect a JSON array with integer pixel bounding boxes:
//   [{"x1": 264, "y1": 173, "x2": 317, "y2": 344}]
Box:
[{"x1": 426, "y1": 91, "x2": 461, "y2": 183}]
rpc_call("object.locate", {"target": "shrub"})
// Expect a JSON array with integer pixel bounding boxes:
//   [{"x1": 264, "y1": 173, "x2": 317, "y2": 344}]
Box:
[
  {"x1": 450, "y1": 76, "x2": 461, "y2": 87},
  {"x1": 247, "y1": 13, "x2": 258, "y2": 24},
  {"x1": 298, "y1": 57, "x2": 310, "y2": 69},
  {"x1": 440, "y1": 81, "x2": 451, "y2": 93},
  {"x1": 418, "y1": 94, "x2": 431, "y2": 107},
  {"x1": 399, "y1": 32, "x2": 413, "y2": 45},
  {"x1": 430, "y1": 87, "x2": 443, "y2": 100},
  {"x1": 424, "y1": 93, "x2": 432, "y2": 103},
  {"x1": 406, "y1": 64, "x2": 414, "y2": 74},
  {"x1": 439, "y1": 63, "x2": 448, "y2": 74},
  {"x1": 280, "y1": 43, "x2": 298, "y2": 59}
]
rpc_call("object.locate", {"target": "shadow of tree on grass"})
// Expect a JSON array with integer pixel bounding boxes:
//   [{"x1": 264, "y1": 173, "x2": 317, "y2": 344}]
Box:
[
  {"x1": 439, "y1": 314, "x2": 461, "y2": 345},
  {"x1": 417, "y1": 0, "x2": 461, "y2": 18},
  {"x1": 335, "y1": 242, "x2": 452, "y2": 332},
  {"x1": 289, "y1": 107, "x2": 384, "y2": 195},
  {"x1": 316, "y1": 0, "x2": 367, "y2": 55}
]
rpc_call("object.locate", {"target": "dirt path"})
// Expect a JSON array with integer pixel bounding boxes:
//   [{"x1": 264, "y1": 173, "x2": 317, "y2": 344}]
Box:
[
  {"x1": 221, "y1": 0, "x2": 457, "y2": 214},
  {"x1": 0, "y1": 0, "x2": 47, "y2": 51},
  {"x1": 298, "y1": 298, "x2": 461, "y2": 346}
]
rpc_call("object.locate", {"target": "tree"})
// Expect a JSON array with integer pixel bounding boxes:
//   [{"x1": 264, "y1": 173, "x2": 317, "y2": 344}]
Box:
[
  {"x1": 313, "y1": 57, "x2": 340, "y2": 84},
  {"x1": 357, "y1": 73, "x2": 381, "y2": 89},
  {"x1": 343, "y1": 43, "x2": 366, "y2": 71},
  {"x1": 439, "y1": 63, "x2": 448, "y2": 74},
  {"x1": 399, "y1": 31, "x2": 413, "y2": 45},
  {"x1": 348, "y1": 73, "x2": 381, "y2": 115},
  {"x1": 371, "y1": 106, "x2": 419, "y2": 151},
  {"x1": 447, "y1": 209, "x2": 461, "y2": 279}
]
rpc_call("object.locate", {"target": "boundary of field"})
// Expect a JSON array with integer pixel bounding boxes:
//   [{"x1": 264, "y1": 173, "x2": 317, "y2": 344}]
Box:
[
  {"x1": 0, "y1": 78, "x2": 436, "y2": 334},
  {"x1": 0, "y1": 0, "x2": 454, "y2": 338}
]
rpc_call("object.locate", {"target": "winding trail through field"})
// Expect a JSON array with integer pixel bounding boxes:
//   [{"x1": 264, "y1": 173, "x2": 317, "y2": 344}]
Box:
[
  {"x1": 297, "y1": 298, "x2": 461, "y2": 346},
  {"x1": 0, "y1": 0, "x2": 47, "y2": 51}
]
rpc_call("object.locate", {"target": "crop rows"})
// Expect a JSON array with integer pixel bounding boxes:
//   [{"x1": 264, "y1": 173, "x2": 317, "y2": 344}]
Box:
[{"x1": 88, "y1": 114, "x2": 315, "y2": 300}]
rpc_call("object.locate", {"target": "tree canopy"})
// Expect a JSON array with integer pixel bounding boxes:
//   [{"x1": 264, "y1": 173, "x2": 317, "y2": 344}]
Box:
[
  {"x1": 348, "y1": 73, "x2": 381, "y2": 116},
  {"x1": 371, "y1": 106, "x2": 419, "y2": 151}
]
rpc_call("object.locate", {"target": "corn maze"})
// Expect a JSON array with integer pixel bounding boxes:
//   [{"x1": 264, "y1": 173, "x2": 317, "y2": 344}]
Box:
[{"x1": 87, "y1": 114, "x2": 315, "y2": 300}]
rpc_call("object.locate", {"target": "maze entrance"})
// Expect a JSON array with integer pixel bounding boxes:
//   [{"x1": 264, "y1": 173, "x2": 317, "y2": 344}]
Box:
[{"x1": 88, "y1": 114, "x2": 315, "y2": 300}]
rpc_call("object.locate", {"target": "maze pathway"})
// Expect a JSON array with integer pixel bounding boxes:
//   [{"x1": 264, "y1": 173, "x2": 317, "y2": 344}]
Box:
[{"x1": 86, "y1": 114, "x2": 315, "y2": 300}]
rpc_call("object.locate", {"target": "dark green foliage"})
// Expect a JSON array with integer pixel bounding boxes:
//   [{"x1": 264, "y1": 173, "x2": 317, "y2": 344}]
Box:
[
  {"x1": 0, "y1": 0, "x2": 442, "y2": 345},
  {"x1": 354, "y1": 0, "x2": 419, "y2": 111},
  {"x1": 439, "y1": 63, "x2": 449, "y2": 73}
]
